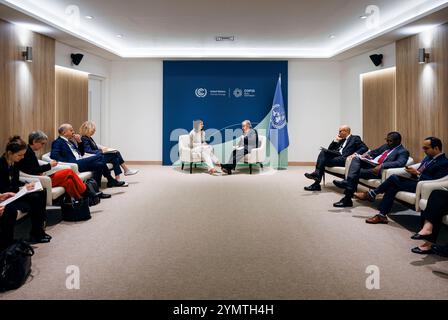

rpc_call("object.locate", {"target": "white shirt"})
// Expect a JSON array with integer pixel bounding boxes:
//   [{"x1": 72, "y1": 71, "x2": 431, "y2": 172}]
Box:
[
  {"x1": 339, "y1": 135, "x2": 351, "y2": 154},
  {"x1": 60, "y1": 136, "x2": 81, "y2": 160}
]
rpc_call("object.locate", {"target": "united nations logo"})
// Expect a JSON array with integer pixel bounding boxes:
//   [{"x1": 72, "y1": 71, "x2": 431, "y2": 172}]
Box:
[
  {"x1": 271, "y1": 104, "x2": 287, "y2": 129},
  {"x1": 195, "y1": 88, "x2": 208, "y2": 98},
  {"x1": 233, "y1": 88, "x2": 243, "y2": 98}
]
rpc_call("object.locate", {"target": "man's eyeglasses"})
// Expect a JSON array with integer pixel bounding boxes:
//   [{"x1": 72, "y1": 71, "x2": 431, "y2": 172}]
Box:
[{"x1": 422, "y1": 146, "x2": 432, "y2": 150}]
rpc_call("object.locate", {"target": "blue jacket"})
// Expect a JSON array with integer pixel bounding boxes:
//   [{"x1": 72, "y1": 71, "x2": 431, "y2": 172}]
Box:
[
  {"x1": 418, "y1": 153, "x2": 448, "y2": 181},
  {"x1": 81, "y1": 136, "x2": 102, "y2": 155},
  {"x1": 50, "y1": 137, "x2": 85, "y2": 163},
  {"x1": 368, "y1": 144, "x2": 410, "y2": 170}
]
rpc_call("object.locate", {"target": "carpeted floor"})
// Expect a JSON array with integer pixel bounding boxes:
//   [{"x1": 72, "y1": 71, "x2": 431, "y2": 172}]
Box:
[{"x1": 1, "y1": 165, "x2": 448, "y2": 300}]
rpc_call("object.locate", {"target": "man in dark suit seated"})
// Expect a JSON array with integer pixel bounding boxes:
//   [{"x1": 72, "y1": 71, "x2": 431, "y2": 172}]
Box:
[
  {"x1": 50, "y1": 124, "x2": 125, "y2": 197},
  {"x1": 355, "y1": 137, "x2": 448, "y2": 226},
  {"x1": 221, "y1": 120, "x2": 258, "y2": 175},
  {"x1": 332, "y1": 131, "x2": 409, "y2": 208},
  {"x1": 304, "y1": 125, "x2": 368, "y2": 191}
]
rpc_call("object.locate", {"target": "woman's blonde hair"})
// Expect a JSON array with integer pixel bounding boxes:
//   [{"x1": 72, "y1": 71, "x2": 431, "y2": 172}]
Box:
[{"x1": 79, "y1": 121, "x2": 96, "y2": 137}]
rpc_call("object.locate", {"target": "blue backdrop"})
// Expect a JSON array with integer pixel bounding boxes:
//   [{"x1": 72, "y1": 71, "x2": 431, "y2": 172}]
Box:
[{"x1": 163, "y1": 60, "x2": 288, "y2": 165}]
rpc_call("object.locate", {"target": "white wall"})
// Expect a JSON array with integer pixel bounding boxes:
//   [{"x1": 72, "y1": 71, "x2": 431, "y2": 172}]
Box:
[
  {"x1": 288, "y1": 61, "x2": 341, "y2": 162},
  {"x1": 339, "y1": 43, "x2": 396, "y2": 137},
  {"x1": 109, "y1": 60, "x2": 163, "y2": 161}
]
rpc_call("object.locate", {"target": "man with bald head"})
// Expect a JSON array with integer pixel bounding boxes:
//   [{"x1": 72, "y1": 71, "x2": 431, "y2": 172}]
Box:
[
  {"x1": 50, "y1": 124, "x2": 125, "y2": 195},
  {"x1": 304, "y1": 125, "x2": 368, "y2": 191}
]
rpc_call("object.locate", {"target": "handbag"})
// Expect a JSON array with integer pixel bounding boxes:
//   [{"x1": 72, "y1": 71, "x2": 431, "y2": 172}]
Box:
[
  {"x1": 0, "y1": 241, "x2": 34, "y2": 292},
  {"x1": 85, "y1": 178, "x2": 101, "y2": 206},
  {"x1": 61, "y1": 196, "x2": 91, "y2": 222}
]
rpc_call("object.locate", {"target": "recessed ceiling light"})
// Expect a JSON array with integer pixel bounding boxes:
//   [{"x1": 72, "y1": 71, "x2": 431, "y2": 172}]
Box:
[
  {"x1": 116, "y1": 34, "x2": 123, "y2": 38},
  {"x1": 329, "y1": 34, "x2": 336, "y2": 39},
  {"x1": 359, "y1": 15, "x2": 368, "y2": 19},
  {"x1": 85, "y1": 15, "x2": 94, "y2": 20}
]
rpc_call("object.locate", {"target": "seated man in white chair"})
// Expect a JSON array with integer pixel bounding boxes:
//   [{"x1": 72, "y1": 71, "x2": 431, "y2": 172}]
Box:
[{"x1": 222, "y1": 120, "x2": 259, "y2": 175}]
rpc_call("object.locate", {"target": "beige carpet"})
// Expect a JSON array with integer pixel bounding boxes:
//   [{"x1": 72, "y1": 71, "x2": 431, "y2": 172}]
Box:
[{"x1": 1, "y1": 165, "x2": 448, "y2": 300}]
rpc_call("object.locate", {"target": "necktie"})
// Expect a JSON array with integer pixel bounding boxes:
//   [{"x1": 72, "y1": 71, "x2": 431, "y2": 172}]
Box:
[{"x1": 377, "y1": 149, "x2": 391, "y2": 164}]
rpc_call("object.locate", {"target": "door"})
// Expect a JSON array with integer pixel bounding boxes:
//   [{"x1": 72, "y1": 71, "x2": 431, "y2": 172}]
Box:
[{"x1": 88, "y1": 77, "x2": 103, "y2": 143}]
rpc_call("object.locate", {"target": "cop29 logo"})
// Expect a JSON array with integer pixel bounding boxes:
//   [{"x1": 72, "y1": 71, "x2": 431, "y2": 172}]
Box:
[
  {"x1": 233, "y1": 88, "x2": 243, "y2": 98},
  {"x1": 195, "y1": 88, "x2": 208, "y2": 98}
]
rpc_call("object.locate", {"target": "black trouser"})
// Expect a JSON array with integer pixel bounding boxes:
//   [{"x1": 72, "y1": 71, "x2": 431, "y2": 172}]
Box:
[
  {"x1": 76, "y1": 154, "x2": 114, "y2": 186},
  {"x1": 373, "y1": 175, "x2": 418, "y2": 216},
  {"x1": 344, "y1": 157, "x2": 380, "y2": 198},
  {"x1": 103, "y1": 152, "x2": 124, "y2": 176},
  {"x1": 315, "y1": 151, "x2": 346, "y2": 182},
  {"x1": 421, "y1": 190, "x2": 448, "y2": 242},
  {"x1": 0, "y1": 190, "x2": 47, "y2": 249},
  {"x1": 0, "y1": 205, "x2": 18, "y2": 250},
  {"x1": 225, "y1": 149, "x2": 249, "y2": 170}
]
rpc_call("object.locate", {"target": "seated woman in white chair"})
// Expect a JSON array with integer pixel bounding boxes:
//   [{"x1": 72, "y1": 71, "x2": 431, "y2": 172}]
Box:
[{"x1": 190, "y1": 119, "x2": 221, "y2": 175}]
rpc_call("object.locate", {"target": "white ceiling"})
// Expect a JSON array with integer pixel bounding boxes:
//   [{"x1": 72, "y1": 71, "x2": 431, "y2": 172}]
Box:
[{"x1": 1, "y1": 0, "x2": 448, "y2": 59}]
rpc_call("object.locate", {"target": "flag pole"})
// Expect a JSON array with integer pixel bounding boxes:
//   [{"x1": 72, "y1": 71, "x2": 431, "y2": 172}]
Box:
[{"x1": 278, "y1": 73, "x2": 282, "y2": 170}]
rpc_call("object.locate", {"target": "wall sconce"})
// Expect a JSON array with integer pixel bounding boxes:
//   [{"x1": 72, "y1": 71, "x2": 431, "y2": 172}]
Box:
[
  {"x1": 418, "y1": 48, "x2": 430, "y2": 64},
  {"x1": 22, "y1": 46, "x2": 33, "y2": 62}
]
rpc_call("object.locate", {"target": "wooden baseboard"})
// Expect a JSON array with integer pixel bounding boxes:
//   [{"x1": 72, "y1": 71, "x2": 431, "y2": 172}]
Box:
[
  {"x1": 288, "y1": 162, "x2": 316, "y2": 166},
  {"x1": 126, "y1": 161, "x2": 162, "y2": 165}
]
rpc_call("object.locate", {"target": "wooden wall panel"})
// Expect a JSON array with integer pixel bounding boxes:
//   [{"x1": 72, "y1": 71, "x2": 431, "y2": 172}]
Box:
[
  {"x1": 396, "y1": 23, "x2": 448, "y2": 162},
  {"x1": 362, "y1": 68, "x2": 396, "y2": 149},
  {"x1": 0, "y1": 19, "x2": 55, "y2": 152},
  {"x1": 55, "y1": 66, "x2": 88, "y2": 134}
]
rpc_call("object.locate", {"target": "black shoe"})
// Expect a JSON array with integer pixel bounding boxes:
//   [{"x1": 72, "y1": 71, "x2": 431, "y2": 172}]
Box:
[
  {"x1": 222, "y1": 166, "x2": 232, "y2": 175},
  {"x1": 333, "y1": 180, "x2": 349, "y2": 189},
  {"x1": 304, "y1": 183, "x2": 321, "y2": 191},
  {"x1": 411, "y1": 247, "x2": 433, "y2": 255},
  {"x1": 431, "y1": 244, "x2": 448, "y2": 257},
  {"x1": 333, "y1": 197, "x2": 353, "y2": 208},
  {"x1": 411, "y1": 233, "x2": 434, "y2": 242},
  {"x1": 99, "y1": 193, "x2": 112, "y2": 199},
  {"x1": 304, "y1": 172, "x2": 320, "y2": 182},
  {"x1": 107, "y1": 180, "x2": 126, "y2": 188},
  {"x1": 29, "y1": 233, "x2": 51, "y2": 244}
]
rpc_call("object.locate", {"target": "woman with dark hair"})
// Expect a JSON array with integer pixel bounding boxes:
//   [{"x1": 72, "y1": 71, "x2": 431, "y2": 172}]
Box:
[
  {"x1": 19, "y1": 130, "x2": 89, "y2": 201},
  {"x1": 0, "y1": 136, "x2": 51, "y2": 246}
]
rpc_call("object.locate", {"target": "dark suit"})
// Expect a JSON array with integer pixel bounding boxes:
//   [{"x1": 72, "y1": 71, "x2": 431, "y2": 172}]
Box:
[
  {"x1": 374, "y1": 153, "x2": 448, "y2": 216},
  {"x1": 421, "y1": 189, "x2": 448, "y2": 243},
  {"x1": 50, "y1": 137, "x2": 113, "y2": 186},
  {"x1": 225, "y1": 129, "x2": 259, "y2": 170},
  {"x1": 81, "y1": 136, "x2": 124, "y2": 176},
  {"x1": 344, "y1": 144, "x2": 410, "y2": 198},
  {"x1": 0, "y1": 156, "x2": 47, "y2": 247},
  {"x1": 314, "y1": 135, "x2": 368, "y2": 182},
  {"x1": 17, "y1": 146, "x2": 51, "y2": 176}
]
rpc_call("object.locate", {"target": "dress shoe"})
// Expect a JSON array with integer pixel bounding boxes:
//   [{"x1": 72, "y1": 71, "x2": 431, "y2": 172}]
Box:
[
  {"x1": 365, "y1": 214, "x2": 389, "y2": 224},
  {"x1": 99, "y1": 193, "x2": 112, "y2": 199},
  {"x1": 304, "y1": 183, "x2": 321, "y2": 191},
  {"x1": 333, "y1": 197, "x2": 353, "y2": 208},
  {"x1": 221, "y1": 166, "x2": 232, "y2": 175},
  {"x1": 107, "y1": 179, "x2": 127, "y2": 188},
  {"x1": 29, "y1": 233, "x2": 51, "y2": 244},
  {"x1": 354, "y1": 192, "x2": 375, "y2": 202},
  {"x1": 411, "y1": 246, "x2": 433, "y2": 255},
  {"x1": 333, "y1": 180, "x2": 349, "y2": 190},
  {"x1": 304, "y1": 172, "x2": 320, "y2": 182},
  {"x1": 431, "y1": 244, "x2": 448, "y2": 257},
  {"x1": 411, "y1": 233, "x2": 434, "y2": 241}
]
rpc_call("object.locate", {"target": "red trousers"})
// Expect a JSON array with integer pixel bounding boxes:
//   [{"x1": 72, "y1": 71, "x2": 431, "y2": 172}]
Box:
[{"x1": 51, "y1": 169, "x2": 87, "y2": 200}]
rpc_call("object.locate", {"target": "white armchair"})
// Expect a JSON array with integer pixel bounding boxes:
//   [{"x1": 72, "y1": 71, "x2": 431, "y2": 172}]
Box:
[
  {"x1": 178, "y1": 135, "x2": 204, "y2": 174},
  {"x1": 242, "y1": 135, "x2": 266, "y2": 174}
]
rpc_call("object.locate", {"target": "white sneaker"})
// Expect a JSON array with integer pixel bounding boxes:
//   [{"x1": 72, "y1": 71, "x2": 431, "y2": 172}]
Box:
[{"x1": 124, "y1": 169, "x2": 139, "y2": 176}]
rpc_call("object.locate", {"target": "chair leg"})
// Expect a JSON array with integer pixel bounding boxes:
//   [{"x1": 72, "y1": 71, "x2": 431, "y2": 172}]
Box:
[
  {"x1": 260, "y1": 163, "x2": 264, "y2": 169},
  {"x1": 195, "y1": 164, "x2": 197, "y2": 168},
  {"x1": 250, "y1": 164, "x2": 253, "y2": 174},
  {"x1": 181, "y1": 162, "x2": 184, "y2": 170},
  {"x1": 323, "y1": 173, "x2": 326, "y2": 186},
  {"x1": 190, "y1": 163, "x2": 193, "y2": 174}
]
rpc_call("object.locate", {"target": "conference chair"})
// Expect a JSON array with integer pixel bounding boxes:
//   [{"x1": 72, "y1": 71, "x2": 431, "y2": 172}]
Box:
[
  {"x1": 178, "y1": 134, "x2": 204, "y2": 174},
  {"x1": 241, "y1": 135, "x2": 267, "y2": 174}
]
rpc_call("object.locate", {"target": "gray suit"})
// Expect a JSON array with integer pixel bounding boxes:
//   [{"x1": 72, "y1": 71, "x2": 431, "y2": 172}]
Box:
[{"x1": 226, "y1": 129, "x2": 259, "y2": 169}]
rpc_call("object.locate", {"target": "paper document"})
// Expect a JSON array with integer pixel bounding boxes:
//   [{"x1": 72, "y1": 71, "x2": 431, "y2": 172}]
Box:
[
  {"x1": 357, "y1": 155, "x2": 379, "y2": 166},
  {"x1": 103, "y1": 148, "x2": 118, "y2": 154},
  {"x1": 0, "y1": 181, "x2": 43, "y2": 207}
]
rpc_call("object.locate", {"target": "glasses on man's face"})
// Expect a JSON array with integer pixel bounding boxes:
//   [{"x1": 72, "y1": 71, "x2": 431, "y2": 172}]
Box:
[{"x1": 422, "y1": 146, "x2": 431, "y2": 151}]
